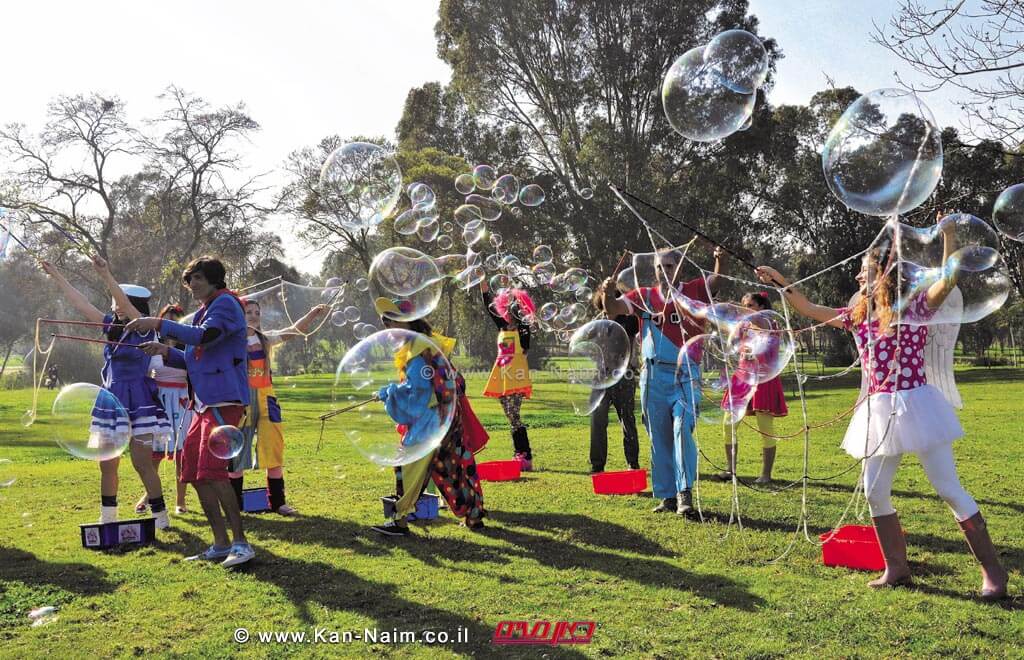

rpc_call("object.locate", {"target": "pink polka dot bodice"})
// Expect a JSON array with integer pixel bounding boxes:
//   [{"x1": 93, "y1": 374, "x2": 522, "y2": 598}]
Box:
[{"x1": 840, "y1": 295, "x2": 934, "y2": 394}]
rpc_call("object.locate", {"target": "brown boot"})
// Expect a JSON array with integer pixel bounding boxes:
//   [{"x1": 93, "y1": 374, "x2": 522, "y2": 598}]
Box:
[
  {"x1": 868, "y1": 513, "x2": 912, "y2": 588},
  {"x1": 755, "y1": 446, "x2": 776, "y2": 484},
  {"x1": 958, "y1": 512, "x2": 1009, "y2": 601}
]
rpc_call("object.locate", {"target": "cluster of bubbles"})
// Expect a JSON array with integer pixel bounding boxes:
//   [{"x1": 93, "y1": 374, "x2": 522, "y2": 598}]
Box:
[
  {"x1": 333, "y1": 329, "x2": 456, "y2": 466},
  {"x1": 662, "y1": 29, "x2": 768, "y2": 142},
  {"x1": 820, "y1": 88, "x2": 1012, "y2": 328}
]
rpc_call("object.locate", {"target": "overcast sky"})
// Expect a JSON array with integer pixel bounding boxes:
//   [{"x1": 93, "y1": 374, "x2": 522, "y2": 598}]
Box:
[{"x1": 2, "y1": 1, "x2": 969, "y2": 272}]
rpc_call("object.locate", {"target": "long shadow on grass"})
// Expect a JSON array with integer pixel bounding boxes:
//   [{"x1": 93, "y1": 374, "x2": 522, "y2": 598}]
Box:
[
  {"x1": 0, "y1": 545, "x2": 116, "y2": 596},
  {"x1": 244, "y1": 548, "x2": 588, "y2": 658},
  {"x1": 804, "y1": 480, "x2": 1024, "y2": 515}
]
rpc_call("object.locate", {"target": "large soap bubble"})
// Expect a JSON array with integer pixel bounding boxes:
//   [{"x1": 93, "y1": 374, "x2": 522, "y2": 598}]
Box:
[
  {"x1": 567, "y1": 320, "x2": 632, "y2": 390},
  {"x1": 992, "y1": 183, "x2": 1024, "y2": 242},
  {"x1": 368, "y1": 247, "x2": 444, "y2": 322},
  {"x1": 898, "y1": 214, "x2": 1000, "y2": 272},
  {"x1": 898, "y1": 260, "x2": 1011, "y2": 325},
  {"x1": 492, "y1": 174, "x2": 520, "y2": 204},
  {"x1": 725, "y1": 310, "x2": 794, "y2": 383},
  {"x1": 662, "y1": 46, "x2": 756, "y2": 142},
  {"x1": 703, "y1": 29, "x2": 769, "y2": 94},
  {"x1": 682, "y1": 334, "x2": 757, "y2": 425},
  {"x1": 209, "y1": 425, "x2": 245, "y2": 460},
  {"x1": 318, "y1": 142, "x2": 402, "y2": 228},
  {"x1": 334, "y1": 329, "x2": 456, "y2": 466},
  {"x1": 51, "y1": 383, "x2": 131, "y2": 461},
  {"x1": 518, "y1": 184, "x2": 546, "y2": 207},
  {"x1": 822, "y1": 89, "x2": 943, "y2": 217}
]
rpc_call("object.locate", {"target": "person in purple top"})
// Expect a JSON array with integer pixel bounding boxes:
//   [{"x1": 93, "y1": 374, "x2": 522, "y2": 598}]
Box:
[{"x1": 132, "y1": 256, "x2": 254, "y2": 567}]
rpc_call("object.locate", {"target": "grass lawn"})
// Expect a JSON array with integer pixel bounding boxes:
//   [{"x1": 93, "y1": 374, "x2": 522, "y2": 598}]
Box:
[{"x1": 1, "y1": 366, "x2": 1022, "y2": 658}]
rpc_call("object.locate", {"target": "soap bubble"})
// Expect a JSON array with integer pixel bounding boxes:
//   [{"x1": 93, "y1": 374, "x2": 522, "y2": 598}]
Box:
[
  {"x1": 992, "y1": 183, "x2": 1024, "y2": 242},
  {"x1": 21, "y1": 409, "x2": 36, "y2": 428},
  {"x1": 355, "y1": 277, "x2": 370, "y2": 292},
  {"x1": 442, "y1": 221, "x2": 454, "y2": 233},
  {"x1": 331, "y1": 311, "x2": 346, "y2": 327},
  {"x1": 462, "y1": 219, "x2": 487, "y2": 248},
  {"x1": 539, "y1": 302, "x2": 558, "y2": 321},
  {"x1": 532, "y1": 262, "x2": 556, "y2": 286},
  {"x1": 492, "y1": 174, "x2": 520, "y2": 204},
  {"x1": 725, "y1": 310, "x2": 794, "y2": 383},
  {"x1": 465, "y1": 194, "x2": 503, "y2": 221},
  {"x1": 484, "y1": 253, "x2": 502, "y2": 271},
  {"x1": 354, "y1": 323, "x2": 376, "y2": 340},
  {"x1": 898, "y1": 260, "x2": 1012, "y2": 325},
  {"x1": 368, "y1": 247, "x2": 443, "y2": 322},
  {"x1": 899, "y1": 214, "x2": 1000, "y2": 272},
  {"x1": 454, "y1": 265, "x2": 486, "y2": 289},
  {"x1": 558, "y1": 303, "x2": 586, "y2": 325},
  {"x1": 0, "y1": 458, "x2": 15, "y2": 488},
  {"x1": 437, "y1": 235, "x2": 454, "y2": 250},
  {"x1": 417, "y1": 217, "x2": 440, "y2": 242},
  {"x1": 568, "y1": 388, "x2": 606, "y2": 417},
  {"x1": 454, "y1": 204, "x2": 483, "y2": 227},
  {"x1": 454, "y1": 173, "x2": 476, "y2": 195},
  {"x1": 473, "y1": 164, "x2": 497, "y2": 190},
  {"x1": 579, "y1": 187, "x2": 594, "y2": 200},
  {"x1": 822, "y1": 89, "x2": 943, "y2": 217},
  {"x1": 575, "y1": 287, "x2": 594, "y2": 303},
  {"x1": 703, "y1": 29, "x2": 769, "y2": 94},
  {"x1": 568, "y1": 320, "x2": 632, "y2": 390},
  {"x1": 343, "y1": 306, "x2": 361, "y2": 323},
  {"x1": 533, "y1": 245, "x2": 553, "y2": 264},
  {"x1": 325, "y1": 276, "x2": 343, "y2": 289},
  {"x1": 662, "y1": 46, "x2": 756, "y2": 142},
  {"x1": 51, "y1": 383, "x2": 131, "y2": 461},
  {"x1": 408, "y1": 182, "x2": 435, "y2": 207},
  {"x1": 334, "y1": 329, "x2": 456, "y2": 466},
  {"x1": 489, "y1": 232, "x2": 503, "y2": 249},
  {"x1": 500, "y1": 255, "x2": 522, "y2": 272},
  {"x1": 209, "y1": 425, "x2": 244, "y2": 460},
  {"x1": 682, "y1": 334, "x2": 757, "y2": 425},
  {"x1": 318, "y1": 142, "x2": 402, "y2": 228},
  {"x1": 519, "y1": 184, "x2": 546, "y2": 207},
  {"x1": 394, "y1": 205, "x2": 435, "y2": 235}
]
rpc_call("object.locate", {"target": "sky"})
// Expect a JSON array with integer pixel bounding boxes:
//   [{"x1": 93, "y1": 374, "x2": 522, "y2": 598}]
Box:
[{"x1": 1, "y1": 0, "x2": 971, "y2": 272}]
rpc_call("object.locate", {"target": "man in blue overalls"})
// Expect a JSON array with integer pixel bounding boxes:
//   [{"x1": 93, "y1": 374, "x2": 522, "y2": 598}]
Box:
[{"x1": 601, "y1": 247, "x2": 723, "y2": 515}]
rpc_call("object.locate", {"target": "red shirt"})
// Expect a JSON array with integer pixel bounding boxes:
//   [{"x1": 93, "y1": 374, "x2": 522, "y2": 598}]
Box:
[{"x1": 623, "y1": 278, "x2": 710, "y2": 361}]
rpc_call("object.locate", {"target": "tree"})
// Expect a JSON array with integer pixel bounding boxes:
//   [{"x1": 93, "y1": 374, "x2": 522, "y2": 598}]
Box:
[{"x1": 875, "y1": 1, "x2": 1024, "y2": 143}]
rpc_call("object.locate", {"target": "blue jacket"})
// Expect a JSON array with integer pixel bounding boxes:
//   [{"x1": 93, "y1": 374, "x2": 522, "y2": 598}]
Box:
[{"x1": 161, "y1": 291, "x2": 250, "y2": 407}]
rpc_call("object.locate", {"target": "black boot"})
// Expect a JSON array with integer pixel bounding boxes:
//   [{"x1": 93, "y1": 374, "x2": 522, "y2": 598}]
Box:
[
  {"x1": 512, "y1": 426, "x2": 533, "y2": 470},
  {"x1": 268, "y1": 477, "x2": 286, "y2": 512}
]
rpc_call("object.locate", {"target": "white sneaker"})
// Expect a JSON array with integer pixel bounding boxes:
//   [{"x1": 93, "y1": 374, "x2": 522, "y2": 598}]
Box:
[
  {"x1": 221, "y1": 542, "x2": 255, "y2": 568},
  {"x1": 153, "y1": 510, "x2": 171, "y2": 530},
  {"x1": 98, "y1": 506, "x2": 118, "y2": 524}
]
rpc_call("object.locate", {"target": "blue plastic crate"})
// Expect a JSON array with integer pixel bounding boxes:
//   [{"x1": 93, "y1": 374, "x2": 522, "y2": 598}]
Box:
[
  {"x1": 380, "y1": 493, "x2": 440, "y2": 521},
  {"x1": 80, "y1": 517, "x2": 156, "y2": 550},
  {"x1": 242, "y1": 487, "x2": 270, "y2": 513}
]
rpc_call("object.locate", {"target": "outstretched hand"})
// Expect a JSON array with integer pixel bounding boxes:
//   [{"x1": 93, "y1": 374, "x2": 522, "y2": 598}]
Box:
[
  {"x1": 755, "y1": 266, "x2": 787, "y2": 287},
  {"x1": 125, "y1": 317, "x2": 162, "y2": 334},
  {"x1": 90, "y1": 255, "x2": 109, "y2": 273},
  {"x1": 138, "y1": 341, "x2": 169, "y2": 357}
]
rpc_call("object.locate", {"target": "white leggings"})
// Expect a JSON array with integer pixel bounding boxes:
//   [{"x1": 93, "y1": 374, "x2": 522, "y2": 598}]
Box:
[{"x1": 863, "y1": 444, "x2": 979, "y2": 522}]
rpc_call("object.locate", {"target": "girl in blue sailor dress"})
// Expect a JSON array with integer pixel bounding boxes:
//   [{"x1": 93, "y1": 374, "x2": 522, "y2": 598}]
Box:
[{"x1": 41, "y1": 256, "x2": 174, "y2": 528}]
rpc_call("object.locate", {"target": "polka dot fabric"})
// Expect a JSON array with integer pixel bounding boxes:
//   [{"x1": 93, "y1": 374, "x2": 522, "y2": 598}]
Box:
[{"x1": 839, "y1": 294, "x2": 935, "y2": 395}]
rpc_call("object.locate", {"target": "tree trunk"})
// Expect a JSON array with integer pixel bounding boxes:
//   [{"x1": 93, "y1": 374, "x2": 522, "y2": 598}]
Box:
[{"x1": 0, "y1": 342, "x2": 12, "y2": 378}]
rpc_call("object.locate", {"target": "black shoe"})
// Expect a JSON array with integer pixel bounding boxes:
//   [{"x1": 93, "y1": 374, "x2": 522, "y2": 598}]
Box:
[
  {"x1": 590, "y1": 467, "x2": 604, "y2": 474},
  {"x1": 652, "y1": 498, "x2": 676, "y2": 513},
  {"x1": 676, "y1": 490, "x2": 694, "y2": 517},
  {"x1": 628, "y1": 464, "x2": 641, "y2": 471},
  {"x1": 371, "y1": 521, "x2": 410, "y2": 537}
]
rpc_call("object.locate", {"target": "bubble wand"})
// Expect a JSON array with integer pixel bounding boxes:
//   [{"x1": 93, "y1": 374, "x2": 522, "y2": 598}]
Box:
[{"x1": 316, "y1": 395, "x2": 380, "y2": 451}]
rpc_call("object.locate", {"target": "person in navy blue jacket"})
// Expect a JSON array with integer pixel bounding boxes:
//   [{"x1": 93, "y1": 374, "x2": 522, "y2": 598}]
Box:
[{"x1": 132, "y1": 256, "x2": 254, "y2": 568}]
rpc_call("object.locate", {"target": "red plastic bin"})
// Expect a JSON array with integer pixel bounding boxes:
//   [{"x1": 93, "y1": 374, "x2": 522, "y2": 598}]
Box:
[
  {"x1": 592, "y1": 469, "x2": 648, "y2": 495},
  {"x1": 819, "y1": 524, "x2": 893, "y2": 571},
  {"x1": 476, "y1": 460, "x2": 522, "y2": 481}
]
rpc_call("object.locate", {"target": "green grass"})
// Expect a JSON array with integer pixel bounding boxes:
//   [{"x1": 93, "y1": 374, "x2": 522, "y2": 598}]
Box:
[{"x1": 1, "y1": 367, "x2": 1022, "y2": 658}]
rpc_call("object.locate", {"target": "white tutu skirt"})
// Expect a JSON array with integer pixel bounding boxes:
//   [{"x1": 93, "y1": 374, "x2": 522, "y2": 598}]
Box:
[{"x1": 841, "y1": 384, "x2": 963, "y2": 458}]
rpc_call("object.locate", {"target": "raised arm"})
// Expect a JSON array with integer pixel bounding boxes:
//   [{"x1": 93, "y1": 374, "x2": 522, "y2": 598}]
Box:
[
  {"x1": 755, "y1": 266, "x2": 845, "y2": 329},
  {"x1": 598, "y1": 277, "x2": 629, "y2": 317},
  {"x1": 926, "y1": 210, "x2": 958, "y2": 310},
  {"x1": 39, "y1": 260, "x2": 105, "y2": 323},
  {"x1": 707, "y1": 246, "x2": 726, "y2": 295},
  {"x1": 91, "y1": 256, "x2": 141, "y2": 321},
  {"x1": 479, "y1": 281, "x2": 505, "y2": 329},
  {"x1": 271, "y1": 304, "x2": 331, "y2": 344}
]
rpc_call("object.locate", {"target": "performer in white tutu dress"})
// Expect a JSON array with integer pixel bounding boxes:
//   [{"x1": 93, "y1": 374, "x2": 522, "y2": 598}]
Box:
[{"x1": 754, "y1": 219, "x2": 1008, "y2": 601}]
